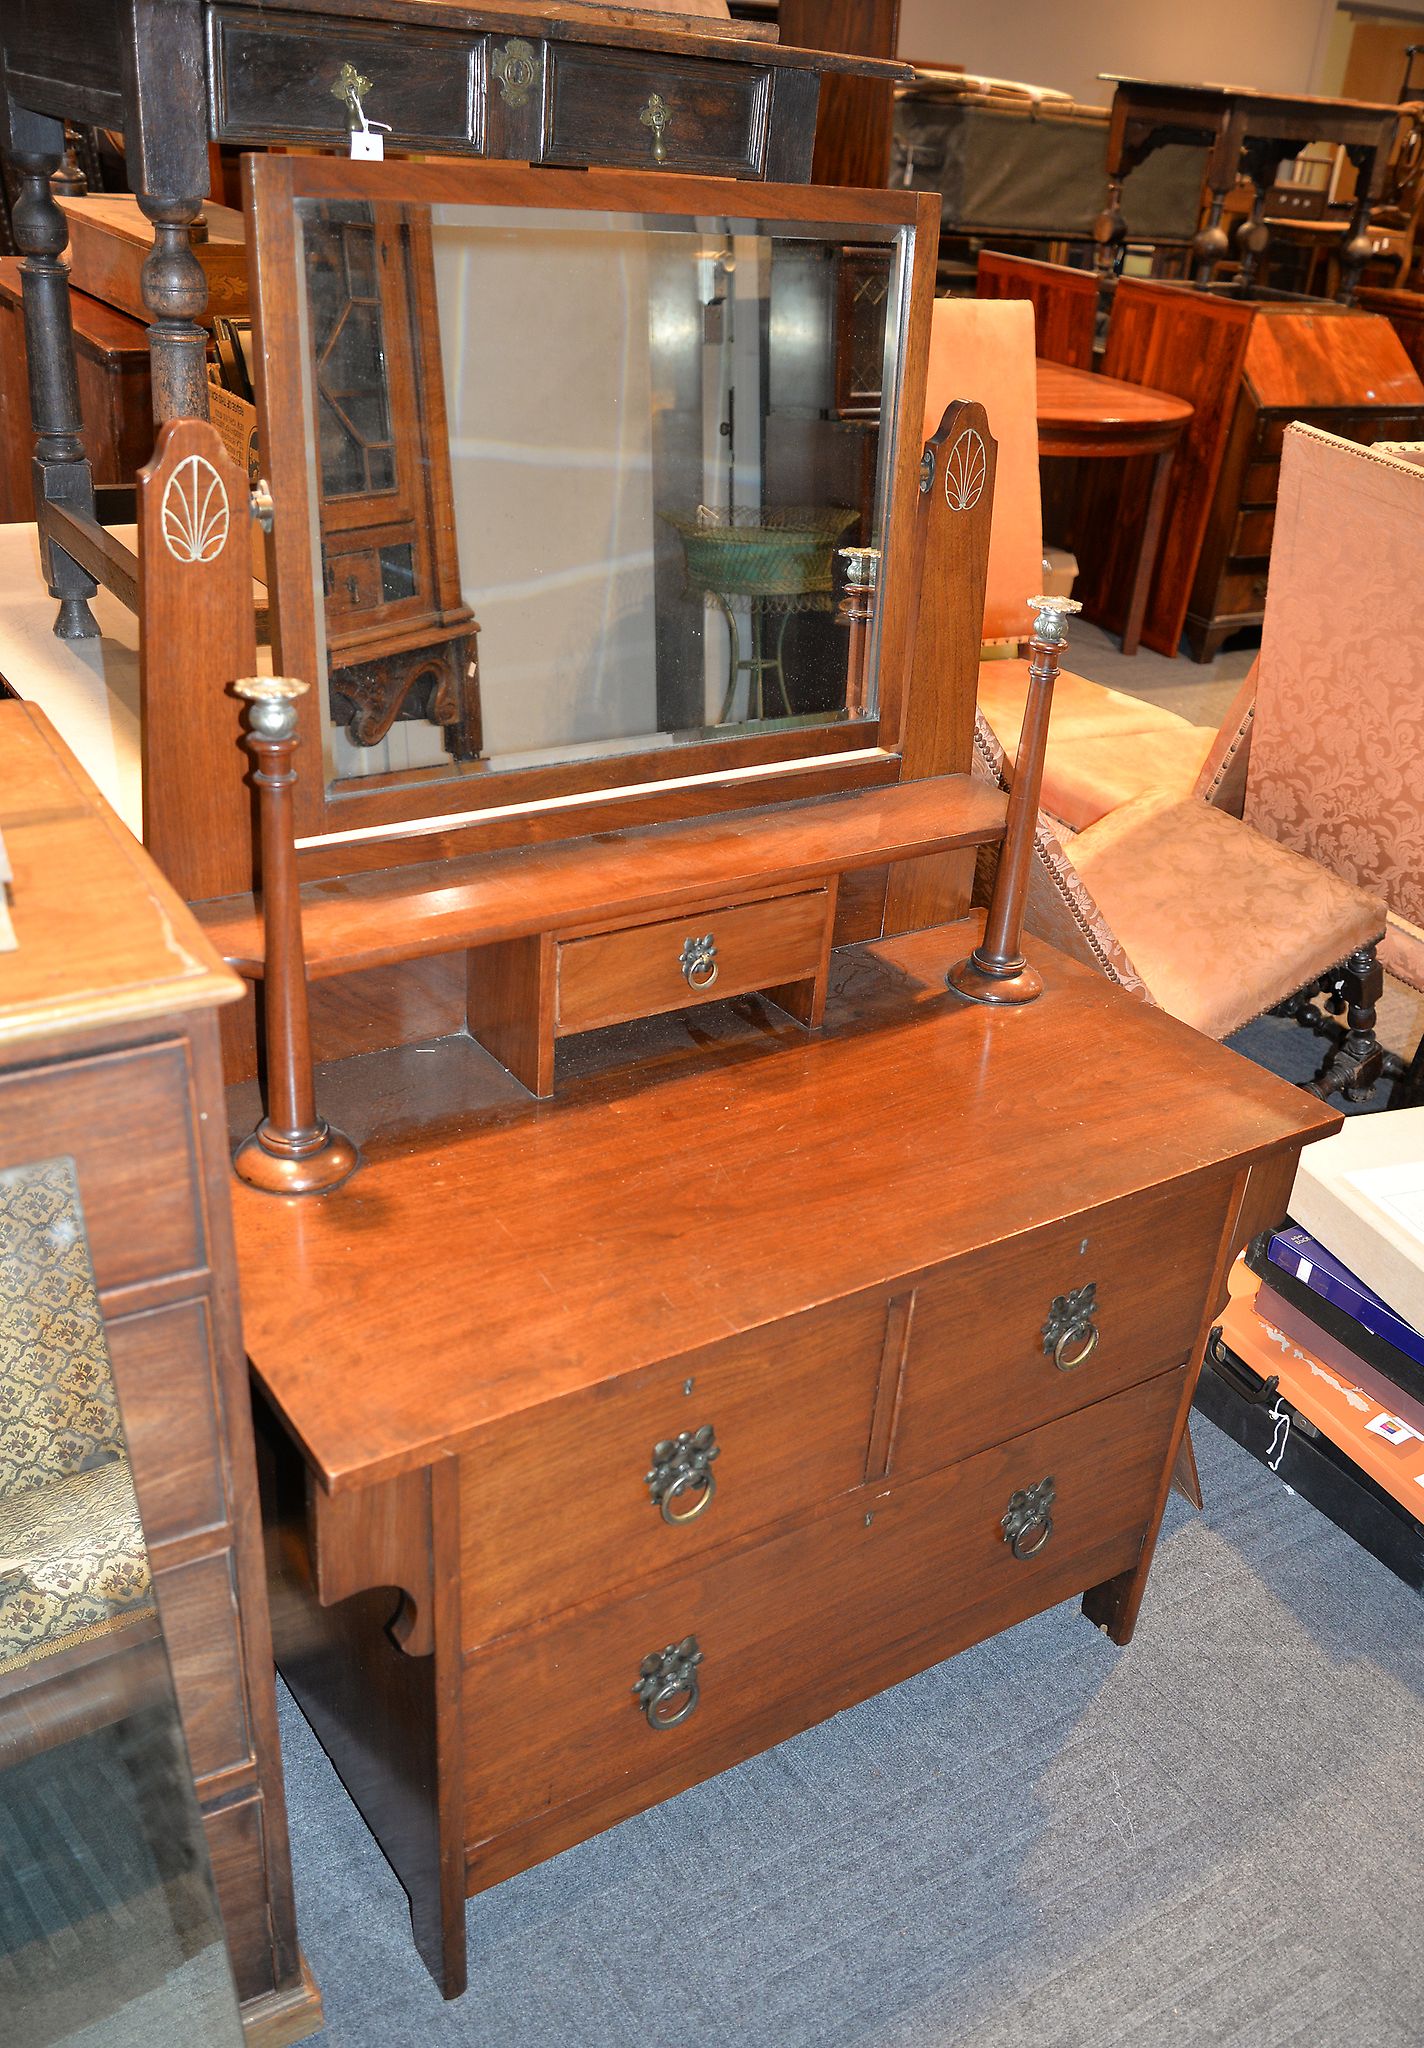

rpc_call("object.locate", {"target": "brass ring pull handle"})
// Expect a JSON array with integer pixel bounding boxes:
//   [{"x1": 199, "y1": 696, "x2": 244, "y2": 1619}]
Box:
[
  {"x1": 1053, "y1": 1321, "x2": 1100, "y2": 1373},
  {"x1": 632, "y1": 1637, "x2": 702, "y2": 1730},
  {"x1": 646, "y1": 1425, "x2": 719, "y2": 1525},
  {"x1": 1042, "y1": 1282, "x2": 1098, "y2": 1373},
  {"x1": 1001, "y1": 1476, "x2": 1055, "y2": 1561},
  {"x1": 679, "y1": 934, "x2": 718, "y2": 990}
]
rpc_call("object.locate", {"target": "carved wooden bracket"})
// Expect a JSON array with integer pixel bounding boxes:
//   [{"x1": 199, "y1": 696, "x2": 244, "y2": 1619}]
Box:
[{"x1": 308, "y1": 1460, "x2": 451, "y2": 1657}]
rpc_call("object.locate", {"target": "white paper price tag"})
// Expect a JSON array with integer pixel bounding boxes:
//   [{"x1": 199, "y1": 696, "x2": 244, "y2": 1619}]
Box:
[{"x1": 350, "y1": 129, "x2": 385, "y2": 161}]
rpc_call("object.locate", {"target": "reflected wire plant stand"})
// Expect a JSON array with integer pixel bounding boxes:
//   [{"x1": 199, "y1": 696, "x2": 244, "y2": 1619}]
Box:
[{"x1": 666, "y1": 504, "x2": 857, "y2": 722}]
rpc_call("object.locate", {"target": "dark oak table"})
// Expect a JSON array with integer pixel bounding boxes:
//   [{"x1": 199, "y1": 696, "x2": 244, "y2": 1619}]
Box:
[
  {"x1": 1096, "y1": 76, "x2": 1409, "y2": 301},
  {"x1": 0, "y1": 0, "x2": 905, "y2": 641},
  {"x1": 1035, "y1": 357, "x2": 1193, "y2": 657}
]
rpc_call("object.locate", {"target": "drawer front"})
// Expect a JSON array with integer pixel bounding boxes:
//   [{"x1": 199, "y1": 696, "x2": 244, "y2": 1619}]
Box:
[
  {"x1": 107, "y1": 1300, "x2": 228, "y2": 1554},
  {"x1": 556, "y1": 888, "x2": 829, "y2": 1037},
  {"x1": 0, "y1": 1043, "x2": 206, "y2": 1295},
  {"x1": 210, "y1": 10, "x2": 480, "y2": 150},
  {"x1": 1230, "y1": 506, "x2": 1275, "y2": 559},
  {"x1": 155, "y1": 1550, "x2": 252, "y2": 1783},
  {"x1": 1241, "y1": 456, "x2": 1280, "y2": 505},
  {"x1": 1213, "y1": 567, "x2": 1271, "y2": 621},
  {"x1": 463, "y1": 1372, "x2": 1183, "y2": 1850},
  {"x1": 460, "y1": 1294, "x2": 887, "y2": 1649},
  {"x1": 890, "y1": 1176, "x2": 1229, "y2": 1482},
  {"x1": 543, "y1": 45, "x2": 768, "y2": 176}
]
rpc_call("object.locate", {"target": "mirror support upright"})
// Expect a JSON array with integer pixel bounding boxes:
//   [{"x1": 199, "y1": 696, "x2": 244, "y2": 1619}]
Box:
[
  {"x1": 947, "y1": 595, "x2": 1082, "y2": 1006},
  {"x1": 232, "y1": 676, "x2": 359, "y2": 1195}
]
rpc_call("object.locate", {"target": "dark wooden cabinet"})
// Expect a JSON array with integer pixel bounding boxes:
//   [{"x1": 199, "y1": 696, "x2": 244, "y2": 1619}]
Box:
[
  {"x1": 0, "y1": 256, "x2": 151, "y2": 522},
  {"x1": 1079, "y1": 279, "x2": 1424, "y2": 659},
  {"x1": 0, "y1": 704, "x2": 320, "y2": 2045}
]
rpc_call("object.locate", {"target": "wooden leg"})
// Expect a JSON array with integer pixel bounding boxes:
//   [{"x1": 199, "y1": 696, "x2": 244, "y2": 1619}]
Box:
[
  {"x1": 138, "y1": 191, "x2": 212, "y2": 423},
  {"x1": 1170, "y1": 1420, "x2": 1204, "y2": 1510},
  {"x1": 1121, "y1": 442, "x2": 1176, "y2": 658},
  {"x1": 1306, "y1": 943, "x2": 1387, "y2": 1103},
  {"x1": 8, "y1": 108, "x2": 99, "y2": 640}
]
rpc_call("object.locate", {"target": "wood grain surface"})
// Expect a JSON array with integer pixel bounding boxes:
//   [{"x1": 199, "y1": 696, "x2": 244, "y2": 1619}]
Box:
[{"x1": 232, "y1": 920, "x2": 1338, "y2": 1494}]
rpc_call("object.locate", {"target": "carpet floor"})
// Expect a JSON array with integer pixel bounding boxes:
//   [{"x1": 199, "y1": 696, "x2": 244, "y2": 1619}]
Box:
[{"x1": 280, "y1": 1411, "x2": 1423, "y2": 2047}]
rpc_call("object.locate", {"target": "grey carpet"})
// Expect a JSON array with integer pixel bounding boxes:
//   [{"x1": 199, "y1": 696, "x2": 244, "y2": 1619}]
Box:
[{"x1": 280, "y1": 1414, "x2": 1423, "y2": 2047}]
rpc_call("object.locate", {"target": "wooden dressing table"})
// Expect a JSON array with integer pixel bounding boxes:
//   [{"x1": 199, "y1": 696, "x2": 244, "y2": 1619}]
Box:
[
  {"x1": 128, "y1": 151, "x2": 1334, "y2": 2002},
  {"x1": 238, "y1": 916, "x2": 1337, "y2": 1999}
]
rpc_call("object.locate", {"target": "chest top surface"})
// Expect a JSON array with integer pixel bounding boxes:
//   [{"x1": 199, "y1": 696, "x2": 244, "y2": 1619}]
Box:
[
  {"x1": 232, "y1": 921, "x2": 1337, "y2": 1491},
  {"x1": 0, "y1": 703, "x2": 242, "y2": 1058}
]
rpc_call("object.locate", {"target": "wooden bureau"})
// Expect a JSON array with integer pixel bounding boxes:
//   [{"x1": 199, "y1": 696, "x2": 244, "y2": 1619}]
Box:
[
  {"x1": 237, "y1": 917, "x2": 1337, "y2": 1998},
  {"x1": 1079, "y1": 278, "x2": 1424, "y2": 660},
  {"x1": 0, "y1": 704, "x2": 320, "y2": 2043}
]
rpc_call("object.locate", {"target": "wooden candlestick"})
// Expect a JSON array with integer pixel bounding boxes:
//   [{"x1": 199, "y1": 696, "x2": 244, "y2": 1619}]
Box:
[
  {"x1": 836, "y1": 544, "x2": 880, "y2": 717},
  {"x1": 232, "y1": 676, "x2": 358, "y2": 1195},
  {"x1": 947, "y1": 595, "x2": 1081, "y2": 1007}
]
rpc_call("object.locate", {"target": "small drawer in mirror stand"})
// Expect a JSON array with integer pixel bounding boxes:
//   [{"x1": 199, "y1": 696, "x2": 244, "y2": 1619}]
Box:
[{"x1": 466, "y1": 884, "x2": 835, "y2": 1097}]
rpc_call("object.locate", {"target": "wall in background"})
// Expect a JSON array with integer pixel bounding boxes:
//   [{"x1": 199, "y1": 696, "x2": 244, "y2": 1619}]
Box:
[{"x1": 897, "y1": 0, "x2": 1340, "y2": 109}]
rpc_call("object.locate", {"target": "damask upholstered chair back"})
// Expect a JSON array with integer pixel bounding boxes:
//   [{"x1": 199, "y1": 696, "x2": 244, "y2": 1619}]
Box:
[{"x1": 1246, "y1": 425, "x2": 1424, "y2": 990}]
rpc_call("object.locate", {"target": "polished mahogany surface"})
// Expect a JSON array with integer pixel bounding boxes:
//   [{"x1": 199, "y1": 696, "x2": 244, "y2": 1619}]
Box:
[
  {"x1": 1036, "y1": 360, "x2": 1193, "y2": 450},
  {"x1": 232, "y1": 919, "x2": 1337, "y2": 1494}
]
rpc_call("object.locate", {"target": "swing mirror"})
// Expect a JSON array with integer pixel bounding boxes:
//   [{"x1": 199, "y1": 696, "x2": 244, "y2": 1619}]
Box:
[{"x1": 246, "y1": 157, "x2": 932, "y2": 848}]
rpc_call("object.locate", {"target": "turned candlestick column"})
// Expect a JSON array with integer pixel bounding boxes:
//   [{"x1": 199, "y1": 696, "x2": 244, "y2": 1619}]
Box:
[
  {"x1": 947, "y1": 595, "x2": 1081, "y2": 1007},
  {"x1": 836, "y1": 544, "x2": 880, "y2": 716},
  {"x1": 232, "y1": 677, "x2": 357, "y2": 1196}
]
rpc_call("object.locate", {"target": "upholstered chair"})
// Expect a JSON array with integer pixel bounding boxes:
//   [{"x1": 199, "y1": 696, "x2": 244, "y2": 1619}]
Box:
[{"x1": 1009, "y1": 426, "x2": 1423, "y2": 1100}]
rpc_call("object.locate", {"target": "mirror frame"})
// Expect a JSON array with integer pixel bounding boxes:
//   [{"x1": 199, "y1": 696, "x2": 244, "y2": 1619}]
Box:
[{"x1": 244, "y1": 154, "x2": 938, "y2": 871}]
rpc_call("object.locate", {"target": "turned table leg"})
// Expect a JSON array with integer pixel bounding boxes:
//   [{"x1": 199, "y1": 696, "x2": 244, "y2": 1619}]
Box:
[
  {"x1": 8, "y1": 108, "x2": 99, "y2": 640},
  {"x1": 138, "y1": 192, "x2": 212, "y2": 424},
  {"x1": 1121, "y1": 438, "x2": 1177, "y2": 659}
]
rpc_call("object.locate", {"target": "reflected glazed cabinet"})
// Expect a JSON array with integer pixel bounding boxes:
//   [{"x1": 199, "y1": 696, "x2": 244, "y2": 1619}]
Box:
[{"x1": 240, "y1": 918, "x2": 1337, "y2": 1999}]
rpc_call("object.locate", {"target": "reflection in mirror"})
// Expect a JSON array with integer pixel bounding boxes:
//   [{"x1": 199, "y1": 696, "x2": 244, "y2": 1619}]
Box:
[
  {"x1": 292, "y1": 200, "x2": 907, "y2": 793},
  {"x1": 0, "y1": 1159, "x2": 244, "y2": 2048}
]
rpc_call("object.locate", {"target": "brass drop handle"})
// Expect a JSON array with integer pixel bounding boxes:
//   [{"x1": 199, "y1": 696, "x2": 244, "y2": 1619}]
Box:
[
  {"x1": 679, "y1": 933, "x2": 718, "y2": 990},
  {"x1": 633, "y1": 1636, "x2": 702, "y2": 1730},
  {"x1": 1001, "y1": 1476, "x2": 1055, "y2": 1561},
  {"x1": 1042, "y1": 1282, "x2": 1099, "y2": 1372},
  {"x1": 639, "y1": 92, "x2": 672, "y2": 164},
  {"x1": 646, "y1": 1425, "x2": 719, "y2": 1524}
]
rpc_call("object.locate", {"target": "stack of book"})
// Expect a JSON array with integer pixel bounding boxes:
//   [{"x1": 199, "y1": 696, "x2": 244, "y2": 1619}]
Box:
[{"x1": 1201, "y1": 1106, "x2": 1424, "y2": 1589}]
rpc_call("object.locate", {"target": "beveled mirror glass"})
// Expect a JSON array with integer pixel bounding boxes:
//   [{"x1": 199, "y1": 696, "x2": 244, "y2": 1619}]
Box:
[{"x1": 257, "y1": 170, "x2": 919, "y2": 815}]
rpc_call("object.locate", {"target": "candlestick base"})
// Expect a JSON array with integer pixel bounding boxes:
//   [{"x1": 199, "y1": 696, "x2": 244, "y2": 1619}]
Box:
[
  {"x1": 233, "y1": 1120, "x2": 359, "y2": 1195},
  {"x1": 946, "y1": 951, "x2": 1044, "y2": 1007}
]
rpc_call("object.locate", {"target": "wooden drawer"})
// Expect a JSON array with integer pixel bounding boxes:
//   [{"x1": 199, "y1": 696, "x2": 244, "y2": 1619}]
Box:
[
  {"x1": 209, "y1": 9, "x2": 480, "y2": 150},
  {"x1": 1213, "y1": 566, "x2": 1271, "y2": 620},
  {"x1": 890, "y1": 1176, "x2": 1230, "y2": 1482},
  {"x1": 556, "y1": 888, "x2": 829, "y2": 1037},
  {"x1": 463, "y1": 1371, "x2": 1183, "y2": 1856},
  {"x1": 0, "y1": 1042, "x2": 206, "y2": 1296},
  {"x1": 155, "y1": 1549, "x2": 253, "y2": 1782},
  {"x1": 543, "y1": 44, "x2": 769, "y2": 177},
  {"x1": 1229, "y1": 506, "x2": 1275, "y2": 559},
  {"x1": 459, "y1": 1294, "x2": 887, "y2": 1648},
  {"x1": 107, "y1": 1299, "x2": 229, "y2": 1554}
]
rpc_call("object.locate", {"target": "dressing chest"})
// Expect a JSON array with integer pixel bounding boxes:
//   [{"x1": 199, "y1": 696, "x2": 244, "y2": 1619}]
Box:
[{"x1": 240, "y1": 919, "x2": 1335, "y2": 1997}]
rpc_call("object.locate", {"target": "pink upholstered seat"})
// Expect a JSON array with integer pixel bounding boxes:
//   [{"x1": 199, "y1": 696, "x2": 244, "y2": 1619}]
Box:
[{"x1": 1070, "y1": 792, "x2": 1387, "y2": 1040}]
